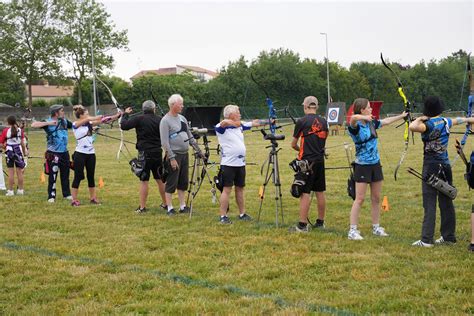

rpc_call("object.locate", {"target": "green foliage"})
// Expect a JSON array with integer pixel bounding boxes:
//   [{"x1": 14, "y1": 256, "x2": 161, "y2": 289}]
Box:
[
  {"x1": 31, "y1": 99, "x2": 49, "y2": 107},
  {"x1": 0, "y1": 69, "x2": 26, "y2": 106}
]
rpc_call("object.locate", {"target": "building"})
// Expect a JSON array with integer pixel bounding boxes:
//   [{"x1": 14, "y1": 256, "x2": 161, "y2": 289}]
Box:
[
  {"x1": 26, "y1": 82, "x2": 74, "y2": 102},
  {"x1": 130, "y1": 65, "x2": 218, "y2": 82}
]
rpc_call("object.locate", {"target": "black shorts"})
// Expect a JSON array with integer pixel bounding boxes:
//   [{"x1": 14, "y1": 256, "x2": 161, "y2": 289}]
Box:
[
  {"x1": 221, "y1": 165, "x2": 246, "y2": 187},
  {"x1": 354, "y1": 162, "x2": 383, "y2": 183},
  {"x1": 302, "y1": 161, "x2": 326, "y2": 193},
  {"x1": 142, "y1": 151, "x2": 163, "y2": 182}
]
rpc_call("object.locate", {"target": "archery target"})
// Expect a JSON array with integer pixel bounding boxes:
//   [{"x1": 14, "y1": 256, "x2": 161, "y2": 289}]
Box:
[{"x1": 327, "y1": 107, "x2": 340, "y2": 124}]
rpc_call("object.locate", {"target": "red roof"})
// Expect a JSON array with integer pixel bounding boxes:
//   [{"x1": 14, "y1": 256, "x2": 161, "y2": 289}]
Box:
[
  {"x1": 27, "y1": 85, "x2": 74, "y2": 98},
  {"x1": 131, "y1": 65, "x2": 218, "y2": 80}
]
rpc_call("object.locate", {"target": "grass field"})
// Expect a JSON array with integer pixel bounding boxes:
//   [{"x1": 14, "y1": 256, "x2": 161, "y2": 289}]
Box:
[{"x1": 1, "y1": 122, "x2": 473, "y2": 315}]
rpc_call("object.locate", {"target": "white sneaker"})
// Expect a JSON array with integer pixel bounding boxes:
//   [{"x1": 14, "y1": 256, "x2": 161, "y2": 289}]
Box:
[
  {"x1": 65, "y1": 195, "x2": 73, "y2": 201},
  {"x1": 412, "y1": 240, "x2": 434, "y2": 247},
  {"x1": 348, "y1": 229, "x2": 364, "y2": 240},
  {"x1": 5, "y1": 190, "x2": 14, "y2": 196},
  {"x1": 47, "y1": 198, "x2": 55, "y2": 203},
  {"x1": 373, "y1": 226, "x2": 389, "y2": 237},
  {"x1": 16, "y1": 189, "x2": 24, "y2": 195}
]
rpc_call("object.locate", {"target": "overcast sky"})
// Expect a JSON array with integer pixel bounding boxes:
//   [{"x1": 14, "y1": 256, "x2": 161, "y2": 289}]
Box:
[{"x1": 102, "y1": 0, "x2": 473, "y2": 81}]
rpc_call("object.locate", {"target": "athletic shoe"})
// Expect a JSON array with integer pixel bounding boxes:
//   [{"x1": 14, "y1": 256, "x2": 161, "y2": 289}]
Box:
[
  {"x1": 348, "y1": 229, "x2": 364, "y2": 240},
  {"x1": 160, "y1": 203, "x2": 167, "y2": 211},
  {"x1": 412, "y1": 240, "x2": 434, "y2": 247},
  {"x1": 179, "y1": 206, "x2": 190, "y2": 214},
  {"x1": 71, "y1": 200, "x2": 80, "y2": 207},
  {"x1": 373, "y1": 226, "x2": 389, "y2": 237},
  {"x1": 469, "y1": 244, "x2": 474, "y2": 252},
  {"x1": 167, "y1": 209, "x2": 177, "y2": 216},
  {"x1": 90, "y1": 198, "x2": 101, "y2": 205},
  {"x1": 47, "y1": 198, "x2": 55, "y2": 203},
  {"x1": 65, "y1": 195, "x2": 73, "y2": 200},
  {"x1": 312, "y1": 219, "x2": 325, "y2": 229},
  {"x1": 288, "y1": 225, "x2": 309, "y2": 233},
  {"x1": 238, "y1": 213, "x2": 252, "y2": 221},
  {"x1": 220, "y1": 216, "x2": 232, "y2": 224},
  {"x1": 135, "y1": 206, "x2": 147, "y2": 214},
  {"x1": 16, "y1": 189, "x2": 24, "y2": 195},
  {"x1": 5, "y1": 190, "x2": 14, "y2": 196},
  {"x1": 435, "y1": 236, "x2": 456, "y2": 245}
]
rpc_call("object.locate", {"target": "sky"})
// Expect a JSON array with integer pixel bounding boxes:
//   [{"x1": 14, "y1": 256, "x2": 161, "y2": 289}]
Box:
[{"x1": 102, "y1": 0, "x2": 473, "y2": 81}]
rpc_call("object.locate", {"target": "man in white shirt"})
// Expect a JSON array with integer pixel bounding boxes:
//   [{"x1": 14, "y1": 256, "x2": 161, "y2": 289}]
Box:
[{"x1": 215, "y1": 104, "x2": 268, "y2": 224}]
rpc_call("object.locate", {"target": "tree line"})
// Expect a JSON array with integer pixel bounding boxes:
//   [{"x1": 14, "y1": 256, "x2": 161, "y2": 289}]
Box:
[{"x1": 0, "y1": 1, "x2": 471, "y2": 115}]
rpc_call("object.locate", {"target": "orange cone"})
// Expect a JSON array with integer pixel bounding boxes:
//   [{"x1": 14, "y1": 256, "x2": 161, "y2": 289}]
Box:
[
  {"x1": 40, "y1": 173, "x2": 45, "y2": 183},
  {"x1": 98, "y1": 176, "x2": 104, "y2": 189},
  {"x1": 381, "y1": 195, "x2": 390, "y2": 212}
]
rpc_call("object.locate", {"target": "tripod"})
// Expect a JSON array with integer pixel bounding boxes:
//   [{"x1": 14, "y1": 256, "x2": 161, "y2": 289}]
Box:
[
  {"x1": 257, "y1": 131, "x2": 285, "y2": 227},
  {"x1": 186, "y1": 135, "x2": 217, "y2": 218}
]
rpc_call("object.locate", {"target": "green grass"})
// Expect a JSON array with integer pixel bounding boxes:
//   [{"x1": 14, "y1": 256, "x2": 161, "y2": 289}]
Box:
[{"x1": 1, "y1": 123, "x2": 473, "y2": 315}]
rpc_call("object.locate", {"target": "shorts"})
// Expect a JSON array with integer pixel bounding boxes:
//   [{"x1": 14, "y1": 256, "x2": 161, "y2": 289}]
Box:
[
  {"x1": 165, "y1": 153, "x2": 189, "y2": 193},
  {"x1": 5, "y1": 151, "x2": 25, "y2": 169},
  {"x1": 142, "y1": 151, "x2": 163, "y2": 182},
  {"x1": 302, "y1": 161, "x2": 326, "y2": 193},
  {"x1": 221, "y1": 165, "x2": 246, "y2": 187},
  {"x1": 354, "y1": 162, "x2": 383, "y2": 183}
]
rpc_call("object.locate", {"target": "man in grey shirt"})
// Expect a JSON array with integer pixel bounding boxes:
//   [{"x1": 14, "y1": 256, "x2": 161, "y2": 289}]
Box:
[{"x1": 160, "y1": 94, "x2": 203, "y2": 215}]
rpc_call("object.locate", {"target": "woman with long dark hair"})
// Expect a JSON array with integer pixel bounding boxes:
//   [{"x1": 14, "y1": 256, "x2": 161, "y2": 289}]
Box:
[{"x1": 0, "y1": 115, "x2": 27, "y2": 196}]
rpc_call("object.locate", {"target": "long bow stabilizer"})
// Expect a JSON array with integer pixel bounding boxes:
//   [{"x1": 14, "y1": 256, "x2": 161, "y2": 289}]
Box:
[{"x1": 381, "y1": 53, "x2": 415, "y2": 180}]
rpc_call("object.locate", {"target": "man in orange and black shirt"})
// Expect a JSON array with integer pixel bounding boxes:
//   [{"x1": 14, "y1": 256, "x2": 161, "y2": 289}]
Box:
[{"x1": 290, "y1": 96, "x2": 329, "y2": 232}]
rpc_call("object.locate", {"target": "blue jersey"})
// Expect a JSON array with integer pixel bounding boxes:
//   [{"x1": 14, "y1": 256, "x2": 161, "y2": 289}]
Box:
[
  {"x1": 421, "y1": 117, "x2": 452, "y2": 164},
  {"x1": 42, "y1": 118, "x2": 72, "y2": 153},
  {"x1": 348, "y1": 119, "x2": 382, "y2": 165}
]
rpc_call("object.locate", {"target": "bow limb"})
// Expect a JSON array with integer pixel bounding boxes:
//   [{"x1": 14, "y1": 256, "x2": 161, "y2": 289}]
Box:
[
  {"x1": 149, "y1": 83, "x2": 166, "y2": 117},
  {"x1": 250, "y1": 73, "x2": 278, "y2": 135}
]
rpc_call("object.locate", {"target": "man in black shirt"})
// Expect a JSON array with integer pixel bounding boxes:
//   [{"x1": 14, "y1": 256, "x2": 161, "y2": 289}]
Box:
[
  {"x1": 121, "y1": 100, "x2": 166, "y2": 213},
  {"x1": 290, "y1": 96, "x2": 329, "y2": 232}
]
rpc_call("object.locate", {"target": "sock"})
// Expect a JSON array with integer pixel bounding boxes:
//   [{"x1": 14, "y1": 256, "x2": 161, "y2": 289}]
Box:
[
  {"x1": 180, "y1": 204, "x2": 186, "y2": 210},
  {"x1": 239, "y1": 213, "x2": 246, "y2": 218},
  {"x1": 298, "y1": 222, "x2": 307, "y2": 228},
  {"x1": 220, "y1": 215, "x2": 226, "y2": 218},
  {"x1": 350, "y1": 225, "x2": 357, "y2": 231},
  {"x1": 167, "y1": 205, "x2": 174, "y2": 211}
]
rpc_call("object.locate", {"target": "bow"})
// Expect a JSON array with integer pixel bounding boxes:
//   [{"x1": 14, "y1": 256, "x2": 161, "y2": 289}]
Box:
[
  {"x1": 250, "y1": 73, "x2": 278, "y2": 135},
  {"x1": 381, "y1": 53, "x2": 415, "y2": 180},
  {"x1": 95, "y1": 77, "x2": 129, "y2": 160},
  {"x1": 149, "y1": 83, "x2": 166, "y2": 117}
]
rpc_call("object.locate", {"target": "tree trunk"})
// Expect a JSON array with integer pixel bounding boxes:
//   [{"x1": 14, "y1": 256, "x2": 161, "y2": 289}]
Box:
[{"x1": 28, "y1": 82, "x2": 33, "y2": 110}]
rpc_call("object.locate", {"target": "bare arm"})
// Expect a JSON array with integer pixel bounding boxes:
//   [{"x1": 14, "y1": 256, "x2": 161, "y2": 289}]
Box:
[
  {"x1": 31, "y1": 120, "x2": 56, "y2": 128},
  {"x1": 350, "y1": 114, "x2": 372, "y2": 128},
  {"x1": 380, "y1": 111, "x2": 408, "y2": 126},
  {"x1": 409, "y1": 116, "x2": 428, "y2": 133},
  {"x1": 291, "y1": 137, "x2": 299, "y2": 151}
]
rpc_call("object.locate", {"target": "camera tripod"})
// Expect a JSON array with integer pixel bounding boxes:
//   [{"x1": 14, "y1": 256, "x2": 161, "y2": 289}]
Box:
[
  {"x1": 186, "y1": 134, "x2": 217, "y2": 218},
  {"x1": 257, "y1": 130, "x2": 285, "y2": 227}
]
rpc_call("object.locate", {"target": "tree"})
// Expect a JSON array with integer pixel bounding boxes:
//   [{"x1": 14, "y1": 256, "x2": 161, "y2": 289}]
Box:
[
  {"x1": 0, "y1": 69, "x2": 26, "y2": 106},
  {"x1": 0, "y1": 0, "x2": 62, "y2": 108},
  {"x1": 55, "y1": 0, "x2": 128, "y2": 105}
]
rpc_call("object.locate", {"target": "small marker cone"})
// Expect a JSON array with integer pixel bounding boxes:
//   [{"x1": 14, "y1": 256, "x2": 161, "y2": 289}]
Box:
[
  {"x1": 381, "y1": 195, "x2": 390, "y2": 212},
  {"x1": 98, "y1": 176, "x2": 104, "y2": 188},
  {"x1": 40, "y1": 173, "x2": 46, "y2": 183}
]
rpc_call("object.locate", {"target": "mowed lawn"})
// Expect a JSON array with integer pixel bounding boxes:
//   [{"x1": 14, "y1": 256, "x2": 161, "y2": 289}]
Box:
[{"x1": 1, "y1": 121, "x2": 473, "y2": 315}]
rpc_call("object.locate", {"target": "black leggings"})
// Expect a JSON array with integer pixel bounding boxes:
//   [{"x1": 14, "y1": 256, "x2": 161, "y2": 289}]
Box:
[{"x1": 72, "y1": 152, "x2": 96, "y2": 189}]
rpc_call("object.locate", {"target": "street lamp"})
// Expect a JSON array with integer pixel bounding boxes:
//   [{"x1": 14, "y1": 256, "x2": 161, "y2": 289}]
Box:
[{"x1": 320, "y1": 32, "x2": 331, "y2": 104}]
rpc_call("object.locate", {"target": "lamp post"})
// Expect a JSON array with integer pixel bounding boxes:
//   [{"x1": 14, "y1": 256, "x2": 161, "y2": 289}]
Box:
[{"x1": 320, "y1": 32, "x2": 331, "y2": 104}]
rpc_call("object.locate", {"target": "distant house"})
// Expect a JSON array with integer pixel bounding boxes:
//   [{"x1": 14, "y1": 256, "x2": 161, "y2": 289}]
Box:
[
  {"x1": 131, "y1": 65, "x2": 218, "y2": 82},
  {"x1": 26, "y1": 82, "x2": 74, "y2": 102}
]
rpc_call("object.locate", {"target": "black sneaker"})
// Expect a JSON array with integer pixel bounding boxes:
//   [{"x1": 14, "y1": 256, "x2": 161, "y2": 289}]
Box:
[
  {"x1": 179, "y1": 206, "x2": 190, "y2": 214},
  {"x1": 469, "y1": 243, "x2": 474, "y2": 252},
  {"x1": 238, "y1": 213, "x2": 252, "y2": 221},
  {"x1": 167, "y1": 209, "x2": 177, "y2": 216},
  {"x1": 135, "y1": 206, "x2": 147, "y2": 214},
  {"x1": 160, "y1": 203, "x2": 167, "y2": 211},
  {"x1": 220, "y1": 216, "x2": 232, "y2": 224},
  {"x1": 312, "y1": 219, "x2": 325, "y2": 229}
]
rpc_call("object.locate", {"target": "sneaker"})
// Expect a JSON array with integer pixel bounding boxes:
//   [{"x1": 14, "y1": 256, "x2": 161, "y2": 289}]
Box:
[
  {"x1": 64, "y1": 195, "x2": 73, "y2": 201},
  {"x1": 312, "y1": 219, "x2": 325, "y2": 229},
  {"x1": 238, "y1": 213, "x2": 252, "y2": 221},
  {"x1": 435, "y1": 236, "x2": 456, "y2": 245},
  {"x1": 179, "y1": 206, "x2": 190, "y2": 214},
  {"x1": 71, "y1": 200, "x2": 80, "y2": 207},
  {"x1": 289, "y1": 224, "x2": 309, "y2": 233},
  {"x1": 412, "y1": 240, "x2": 434, "y2": 247},
  {"x1": 135, "y1": 206, "x2": 147, "y2": 214},
  {"x1": 47, "y1": 198, "x2": 55, "y2": 203},
  {"x1": 469, "y1": 244, "x2": 474, "y2": 252},
  {"x1": 5, "y1": 190, "x2": 14, "y2": 196},
  {"x1": 348, "y1": 229, "x2": 364, "y2": 240},
  {"x1": 16, "y1": 189, "x2": 24, "y2": 196},
  {"x1": 220, "y1": 216, "x2": 232, "y2": 224},
  {"x1": 90, "y1": 198, "x2": 101, "y2": 205},
  {"x1": 160, "y1": 203, "x2": 167, "y2": 211},
  {"x1": 167, "y1": 209, "x2": 177, "y2": 216},
  {"x1": 373, "y1": 226, "x2": 389, "y2": 237}
]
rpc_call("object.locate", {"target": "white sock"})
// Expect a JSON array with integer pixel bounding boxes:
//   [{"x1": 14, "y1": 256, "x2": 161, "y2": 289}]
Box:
[
  {"x1": 167, "y1": 205, "x2": 174, "y2": 211},
  {"x1": 350, "y1": 225, "x2": 357, "y2": 231},
  {"x1": 180, "y1": 204, "x2": 186, "y2": 210}
]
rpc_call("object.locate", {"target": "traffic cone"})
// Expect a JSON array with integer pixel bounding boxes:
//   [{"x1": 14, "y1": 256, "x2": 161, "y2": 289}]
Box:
[
  {"x1": 381, "y1": 195, "x2": 390, "y2": 212},
  {"x1": 98, "y1": 176, "x2": 104, "y2": 189},
  {"x1": 40, "y1": 172, "x2": 45, "y2": 183}
]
